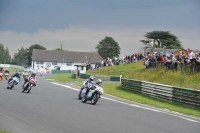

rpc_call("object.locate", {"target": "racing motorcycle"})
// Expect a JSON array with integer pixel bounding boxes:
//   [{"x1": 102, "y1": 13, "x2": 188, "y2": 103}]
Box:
[
  {"x1": 7, "y1": 76, "x2": 20, "y2": 89},
  {"x1": 0, "y1": 72, "x2": 3, "y2": 81},
  {"x1": 81, "y1": 82, "x2": 104, "y2": 105},
  {"x1": 22, "y1": 77, "x2": 36, "y2": 93},
  {"x1": 4, "y1": 72, "x2": 9, "y2": 80},
  {"x1": 78, "y1": 81, "x2": 87, "y2": 100}
]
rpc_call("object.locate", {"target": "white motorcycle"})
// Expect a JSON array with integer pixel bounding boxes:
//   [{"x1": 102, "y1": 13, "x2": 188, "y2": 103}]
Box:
[{"x1": 81, "y1": 82, "x2": 104, "y2": 105}]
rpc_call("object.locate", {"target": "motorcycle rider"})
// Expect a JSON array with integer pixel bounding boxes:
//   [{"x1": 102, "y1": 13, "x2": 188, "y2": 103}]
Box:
[
  {"x1": 95, "y1": 79, "x2": 102, "y2": 87},
  {"x1": 8, "y1": 71, "x2": 21, "y2": 85},
  {"x1": 83, "y1": 76, "x2": 95, "y2": 96},
  {"x1": 5, "y1": 69, "x2": 9, "y2": 74},
  {"x1": 23, "y1": 71, "x2": 37, "y2": 88},
  {"x1": 0, "y1": 67, "x2": 4, "y2": 73},
  {"x1": 22, "y1": 70, "x2": 29, "y2": 81}
]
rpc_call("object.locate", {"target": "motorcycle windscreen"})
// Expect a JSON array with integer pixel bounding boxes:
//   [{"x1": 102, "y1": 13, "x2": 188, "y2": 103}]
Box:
[
  {"x1": 87, "y1": 90, "x2": 95, "y2": 99},
  {"x1": 13, "y1": 77, "x2": 19, "y2": 83},
  {"x1": 81, "y1": 88, "x2": 87, "y2": 97}
]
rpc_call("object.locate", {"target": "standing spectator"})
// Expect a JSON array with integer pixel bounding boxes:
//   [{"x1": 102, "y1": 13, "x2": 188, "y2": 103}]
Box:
[{"x1": 40, "y1": 70, "x2": 43, "y2": 78}]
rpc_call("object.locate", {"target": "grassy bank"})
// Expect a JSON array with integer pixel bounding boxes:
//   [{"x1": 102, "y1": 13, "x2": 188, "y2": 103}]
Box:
[
  {"x1": 45, "y1": 73, "x2": 85, "y2": 83},
  {"x1": 45, "y1": 73, "x2": 200, "y2": 117},
  {"x1": 4, "y1": 67, "x2": 20, "y2": 72},
  {"x1": 87, "y1": 62, "x2": 200, "y2": 90},
  {"x1": 103, "y1": 83, "x2": 200, "y2": 117},
  {"x1": 0, "y1": 129, "x2": 10, "y2": 133}
]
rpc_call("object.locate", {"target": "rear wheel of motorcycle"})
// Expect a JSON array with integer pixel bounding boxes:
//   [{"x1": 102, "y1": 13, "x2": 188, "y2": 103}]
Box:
[
  {"x1": 9, "y1": 83, "x2": 12, "y2": 89},
  {"x1": 78, "y1": 94, "x2": 82, "y2": 100},
  {"x1": 91, "y1": 93, "x2": 100, "y2": 105},
  {"x1": 10, "y1": 86, "x2": 13, "y2": 89}
]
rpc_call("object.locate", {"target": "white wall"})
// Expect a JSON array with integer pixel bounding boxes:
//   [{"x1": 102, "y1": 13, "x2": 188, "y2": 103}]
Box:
[
  {"x1": 0, "y1": 64, "x2": 25, "y2": 70},
  {"x1": 31, "y1": 61, "x2": 88, "y2": 73}
]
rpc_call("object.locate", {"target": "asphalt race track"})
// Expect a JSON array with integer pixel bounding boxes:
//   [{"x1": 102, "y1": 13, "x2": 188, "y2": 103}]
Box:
[{"x1": 0, "y1": 76, "x2": 200, "y2": 133}]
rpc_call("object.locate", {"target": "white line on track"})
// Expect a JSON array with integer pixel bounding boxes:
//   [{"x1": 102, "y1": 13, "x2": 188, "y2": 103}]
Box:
[{"x1": 51, "y1": 82, "x2": 200, "y2": 123}]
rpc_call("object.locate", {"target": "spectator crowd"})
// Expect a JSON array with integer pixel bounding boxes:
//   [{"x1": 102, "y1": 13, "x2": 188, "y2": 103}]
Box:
[
  {"x1": 142, "y1": 51, "x2": 200, "y2": 70},
  {"x1": 86, "y1": 50, "x2": 200, "y2": 73}
]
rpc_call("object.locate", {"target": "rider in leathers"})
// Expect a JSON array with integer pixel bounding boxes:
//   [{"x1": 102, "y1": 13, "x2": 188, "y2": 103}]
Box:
[
  {"x1": 83, "y1": 76, "x2": 95, "y2": 96},
  {"x1": 7, "y1": 71, "x2": 21, "y2": 85},
  {"x1": 23, "y1": 71, "x2": 37, "y2": 88}
]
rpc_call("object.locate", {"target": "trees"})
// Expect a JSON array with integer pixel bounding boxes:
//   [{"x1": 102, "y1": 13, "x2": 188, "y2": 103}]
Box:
[
  {"x1": 12, "y1": 47, "x2": 29, "y2": 66},
  {"x1": 13, "y1": 44, "x2": 46, "y2": 66},
  {"x1": 0, "y1": 43, "x2": 11, "y2": 64},
  {"x1": 96, "y1": 36, "x2": 121, "y2": 59},
  {"x1": 140, "y1": 31, "x2": 182, "y2": 50},
  {"x1": 27, "y1": 44, "x2": 46, "y2": 66}
]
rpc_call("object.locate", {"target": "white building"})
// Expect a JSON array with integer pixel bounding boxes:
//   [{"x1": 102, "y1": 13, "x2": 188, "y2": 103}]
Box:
[{"x1": 31, "y1": 49, "x2": 103, "y2": 73}]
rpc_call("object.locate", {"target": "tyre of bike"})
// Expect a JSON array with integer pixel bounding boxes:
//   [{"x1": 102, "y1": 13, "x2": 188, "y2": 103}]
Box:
[
  {"x1": 22, "y1": 83, "x2": 28, "y2": 92},
  {"x1": 27, "y1": 84, "x2": 32, "y2": 93},
  {"x1": 91, "y1": 92, "x2": 100, "y2": 105},
  {"x1": 78, "y1": 89, "x2": 82, "y2": 100},
  {"x1": 10, "y1": 81, "x2": 14, "y2": 89},
  {"x1": 81, "y1": 93, "x2": 87, "y2": 103}
]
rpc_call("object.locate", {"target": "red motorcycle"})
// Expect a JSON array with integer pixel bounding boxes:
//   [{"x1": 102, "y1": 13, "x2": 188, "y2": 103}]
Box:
[
  {"x1": 0, "y1": 72, "x2": 3, "y2": 81},
  {"x1": 22, "y1": 78, "x2": 36, "y2": 93}
]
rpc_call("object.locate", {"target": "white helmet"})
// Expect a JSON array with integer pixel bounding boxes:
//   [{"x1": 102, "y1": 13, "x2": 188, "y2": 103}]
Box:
[{"x1": 96, "y1": 79, "x2": 102, "y2": 85}]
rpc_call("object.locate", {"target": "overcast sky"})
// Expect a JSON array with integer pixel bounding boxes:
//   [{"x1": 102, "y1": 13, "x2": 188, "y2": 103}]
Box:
[{"x1": 0, "y1": 0, "x2": 200, "y2": 57}]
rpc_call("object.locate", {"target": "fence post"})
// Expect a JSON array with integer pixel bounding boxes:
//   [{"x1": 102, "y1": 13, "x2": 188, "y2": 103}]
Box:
[{"x1": 120, "y1": 75, "x2": 122, "y2": 83}]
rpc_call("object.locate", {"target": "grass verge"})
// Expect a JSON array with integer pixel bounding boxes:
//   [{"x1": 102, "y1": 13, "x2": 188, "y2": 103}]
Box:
[
  {"x1": 4, "y1": 67, "x2": 21, "y2": 72},
  {"x1": 87, "y1": 62, "x2": 200, "y2": 90},
  {"x1": 45, "y1": 73, "x2": 200, "y2": 117},
  {"x1": 0, "y1": 129, "x2": 11, "y2": 133},
  {"x1": 44, "y1": 73, "x2": 85, "y2": 83},
  {"x1": 103, "y1": 83, "x2": 200, "y2": 117}
]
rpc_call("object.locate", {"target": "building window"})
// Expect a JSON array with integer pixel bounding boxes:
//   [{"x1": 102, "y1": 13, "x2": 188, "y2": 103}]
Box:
[
  {"x1": 66, "y1": 63, "x2": 72, "y2": 66},
  {"x1": 52, "y1": 62, "x2": 57, "y2": 65},
  {"x1": 36, "y1": 62, "x2": 44, "y2": 64}
]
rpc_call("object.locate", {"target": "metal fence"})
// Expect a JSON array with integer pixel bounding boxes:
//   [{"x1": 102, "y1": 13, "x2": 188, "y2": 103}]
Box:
[
  {"x1": 121, "y1": 78, "x2": 200, "y2": 108},
  {"x1": 51, "y1": 70, "x2": 72, "y2": 74},
  {"x1": 79, "y1": 73, "x2": 120, "y2": 81},
  {"x1": 87, "y1": 69, "x2": 126, "y2": 75}
]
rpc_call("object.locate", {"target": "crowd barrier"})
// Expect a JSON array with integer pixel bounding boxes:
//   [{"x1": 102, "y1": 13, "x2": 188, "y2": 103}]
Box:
[{"x1": 121, "y1": 78, "x2": 200, "y2": 108}]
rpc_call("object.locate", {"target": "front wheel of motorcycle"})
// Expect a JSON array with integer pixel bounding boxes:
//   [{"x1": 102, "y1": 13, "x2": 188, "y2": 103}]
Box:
[
  {"x1": 91, "y1": 93, "x2": 100, "y2": 105},
  {"x1": 81, "y1": 94, "x2": 87, "y2": 103},
  {"x1": 27, "y1": 86, "x2": 32, "y2": 93}
]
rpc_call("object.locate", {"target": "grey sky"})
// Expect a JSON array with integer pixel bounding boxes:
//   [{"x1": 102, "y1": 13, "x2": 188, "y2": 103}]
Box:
[{"x1": 0, "y1": 0, "x2": 200, "y2": 57}]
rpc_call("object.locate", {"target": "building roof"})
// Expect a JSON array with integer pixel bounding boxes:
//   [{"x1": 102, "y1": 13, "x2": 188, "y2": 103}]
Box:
[{"x1": 32, "y1": 49, "x2": 103, "y2": 63}]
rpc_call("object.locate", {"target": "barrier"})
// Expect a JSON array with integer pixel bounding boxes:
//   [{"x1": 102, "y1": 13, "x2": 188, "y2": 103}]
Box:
[
  {"x1": 121, "y1": 78, "x2": 200, "y2": 108},
  {"x1": 0, "y1": 64, "x2": 25, "y2": 70},
  {"x1": 80, "y1": 73, "x2": 120, "y2": 81},
  {"x1": 51, "y1": 70, "x2": 71, "y2": 74}
]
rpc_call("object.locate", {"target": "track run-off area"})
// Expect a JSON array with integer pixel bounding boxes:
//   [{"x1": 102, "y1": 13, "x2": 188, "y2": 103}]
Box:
[{"x1": 0, "y1": 77, "x2": 200, "y2": 133}]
